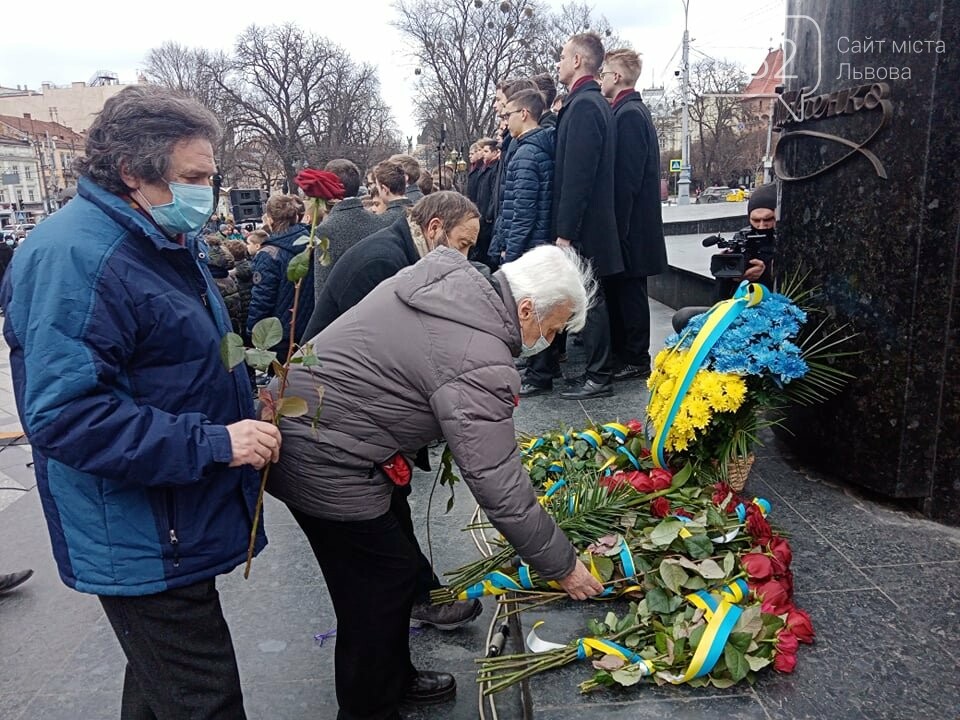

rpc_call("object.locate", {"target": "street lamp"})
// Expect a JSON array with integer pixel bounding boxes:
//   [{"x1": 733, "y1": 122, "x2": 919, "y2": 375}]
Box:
[{"x1": 677, "y1": 0, "x2": 692, "y2": 205}]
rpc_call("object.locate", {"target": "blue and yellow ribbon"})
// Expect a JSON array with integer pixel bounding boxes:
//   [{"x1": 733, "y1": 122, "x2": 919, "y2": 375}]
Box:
[{"x1": 652, "y1": 281, "x2": 768, "y2": 468}]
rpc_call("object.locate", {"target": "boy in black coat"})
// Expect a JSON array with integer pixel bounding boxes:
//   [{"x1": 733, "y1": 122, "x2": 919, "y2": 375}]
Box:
[
  {"x1": 523, "y1": 33, "x2": 624, "y2": 399},
  {"x1": 600, "y1": 49, "x2": 669, "y2": 379}
]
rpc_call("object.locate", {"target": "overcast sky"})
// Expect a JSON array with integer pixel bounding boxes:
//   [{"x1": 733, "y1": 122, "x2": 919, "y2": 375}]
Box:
[{"x1": 0, "y1": 0, "x2": 785, "y2": 139}]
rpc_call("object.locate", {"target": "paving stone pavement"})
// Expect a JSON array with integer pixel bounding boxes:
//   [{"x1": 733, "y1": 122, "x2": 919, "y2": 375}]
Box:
[{"x1": 0, "y1": 299, "x2": 958, "y2": 719}]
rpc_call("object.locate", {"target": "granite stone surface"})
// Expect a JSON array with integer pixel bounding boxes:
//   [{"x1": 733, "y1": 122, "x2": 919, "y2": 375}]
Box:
[
  {"x1": 1, "y1": 299, "x2": 958, "y2": 719},
  {"x1": 777, "y1": 0, "x2": 960, "y2": 524}
]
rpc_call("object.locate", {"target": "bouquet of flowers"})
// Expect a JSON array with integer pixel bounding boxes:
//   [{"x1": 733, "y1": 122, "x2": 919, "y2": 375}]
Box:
[{"x1": 647, "y1": 279, "x2": 854, "y2": 488}]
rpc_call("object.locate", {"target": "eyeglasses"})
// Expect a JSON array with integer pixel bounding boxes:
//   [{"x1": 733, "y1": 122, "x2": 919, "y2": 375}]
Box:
[
  {"x1": 498, "y1": 109, "x2": 524, "y2": 121},
  {"x1": 598, "y1": 71, "x2": 619, "y2": 79}
]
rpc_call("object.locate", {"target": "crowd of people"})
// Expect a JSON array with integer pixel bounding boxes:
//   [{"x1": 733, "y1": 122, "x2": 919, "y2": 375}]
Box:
[{"x1": 0, "y1": 28, "x2": 776, "y2": 720}]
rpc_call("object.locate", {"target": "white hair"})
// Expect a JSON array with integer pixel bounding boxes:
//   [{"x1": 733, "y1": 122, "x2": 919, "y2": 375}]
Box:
[{"x1": 499, "y1": 245, "x2": 597, "y2": 332}]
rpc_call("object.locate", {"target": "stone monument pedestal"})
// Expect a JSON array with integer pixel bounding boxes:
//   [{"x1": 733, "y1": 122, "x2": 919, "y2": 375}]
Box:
[{"x1": 775, "y1": 0, "x2": 959, "y2": 524}]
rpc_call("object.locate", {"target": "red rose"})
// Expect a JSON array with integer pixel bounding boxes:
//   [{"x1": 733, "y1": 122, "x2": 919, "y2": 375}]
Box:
[
  {"x1": 769, "y1": 537, "x2": 793, "y2": 568},
  {"x1": 776, "y1": 630, "x2": 799, "y2": 655},
  {"x1": 712, "y1": 482, "x2": 734, "y2": 511},
  {"x1": 740, "y1": 552, "x2": 774, "y2": 581},
  {"x1": 599, "y1": 473, "x2": 626, "y2": 493},
  {"x1": 639, "y1": 447, "x2": 652, "y2": 458},
  {"x1": 625, "y1": 419, "x2": 643, "y2": 436},
  {"x1": 673, "y1": 507, "x2": 693, "y2": 519},
  {"x1": 785, "y1": 608, "x2": 815, "y2": 644},
  {"x1": 746, "y1": 505, "x2": 773, "y2": 545},
  {"x1": 625, "y1": 471, "x2": 654, "y2": 493},
  {"x1": 754, "y1": 579, "x2": 791, "y2": 614},
  {"x1": 773, "y1": 651, "x2": 797, "y2": 673},
  {"x1": 294, "y1": 168, "x2": 345, "y2": 200},
  {"x1": 650, "y1": 497, "x2": 671, "y2": 518},
  {"x1": 649, "y1": 468, "x2": 673, "y2": 491}
]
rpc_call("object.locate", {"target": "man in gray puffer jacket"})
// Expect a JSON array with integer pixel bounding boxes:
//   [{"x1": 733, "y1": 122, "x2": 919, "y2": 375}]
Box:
[{"x1": 268, "y1": 244, "x2": 603, "y2": 720}]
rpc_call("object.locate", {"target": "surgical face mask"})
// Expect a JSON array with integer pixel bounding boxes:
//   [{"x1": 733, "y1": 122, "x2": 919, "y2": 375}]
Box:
[
  {"x1": 520, "y1": 305, "x2": 551, "y2": 358},
  {"x1": 138, "y1": 181, "x2": 213, "y2": 235}
]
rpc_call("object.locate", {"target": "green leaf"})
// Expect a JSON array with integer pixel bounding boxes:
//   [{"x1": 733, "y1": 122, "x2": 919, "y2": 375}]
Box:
[
  {"x1": 683, "y1": 534, "x2": 714, "y2": 559},
  {"x1": 646, "y1": 587, "x2": 672, "y2": 614},
  {"x1": 746, "y1": 654, "x2": 772, "y2": 672},
  {"x1": 301, "y1": 354, "x2": 321, "y2": 368},
  {"x1": 696, "y1": 558, "x2": 726, "y2": 580},
  {"x1": 727, "y1": 632, "x2": 753, "y2": 652},
  {"x1": 591, "y1": 555, "x2": 614, "y2": 582},
  {"x1": 251, "y1": 317, "x2": 283, "y2": 350},
  {"x1": 659, "y1": 560, "x2": 688, "y2": 594},
  {"x1": 673, "y1": 636, "x2": 687, "y2": 661},
  {"x1": 286, "y1": 247, "x2": 312, "y2": 282},
  {"x1": 277, "y1": 396, "x2": 308, "y2": 418},
  {"x1": 733, "y1": 604, "x2": 763, "y2": 636},
  {"x1": 220, "y1": 332, "x2": 245, "y2": 370},
  {"x1": 625, "y1": 633, "x2": 642, "y2": 648},
  {"x1": 611, "y1": 664, "x2": 644, "y2": 687},
  {"x1": 709, "y1": 676, "x2": 737, "y2": 688},
  {"x1": 689, "y1": 623, "x2": 706, "y2": 649},
  {"x1": 654, "y1": 631, "x2": 668, "y2": 654},
  {"x1": 670, "y1": 462, "x2": 693, "y2": 489},
  {"x1": 706, "y1": 505, "x2": 726, "y2": 528},
  {"x1": 604, "y1": 612, "x2": 619, "y2": 632},
  {"x1": 587, "y1": 618, "x2": 606, "y2": 637},
  {"x1": 682, "y1": 574, "x2": 707, "y2": 590},
  {"x1": 650, "y1": 519, "x2": 682, "y2": 547},
  {"x1": 245, "y1": 348, "x2": 277, "y2": 370},
  {"x1": 616, "y1": 614, "x2": 634, "y2": 633},
  {"x1": 722, "y1": 551, "x2": 736, "y2": 576},
  {"x1": 723, "y1": 644, "x2": 750, "y2": 682}
]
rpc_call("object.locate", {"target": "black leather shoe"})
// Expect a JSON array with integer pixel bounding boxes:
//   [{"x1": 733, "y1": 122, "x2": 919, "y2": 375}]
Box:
[
  {"x1": 560, "y1": 379, "x2": 613, "y2": 399},
  {"x1": 410, "y1": 598, "x2": 482, "y2": 630},
  {"x1": 403, "y1": 670, "x2": 457, "y2": 705},
  {"x1": 0, "y1": 569, "x2": 33, "y2": 594},
  {"x1": 519, "y1": 382, "x2": 551, "y2": 398},
  {"x1": 613, "y1": 364, "x2": 651, "y2": 381},
  {"x1": 563, "y1": 373, "x2": 586, "y2": 387}
]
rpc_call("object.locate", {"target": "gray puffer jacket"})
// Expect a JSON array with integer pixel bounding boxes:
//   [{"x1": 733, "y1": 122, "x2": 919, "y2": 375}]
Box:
[{"x1": 267, "y1": 247, "x2": 576, "y2": 580}]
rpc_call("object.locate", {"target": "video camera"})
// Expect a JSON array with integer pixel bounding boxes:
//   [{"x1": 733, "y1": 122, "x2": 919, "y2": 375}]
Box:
[{"x1": 702, "y1": 230, "x2": 769, "y2": 279}]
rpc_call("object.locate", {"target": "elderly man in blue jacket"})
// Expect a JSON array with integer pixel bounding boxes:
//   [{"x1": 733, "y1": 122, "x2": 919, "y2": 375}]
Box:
[
  {"x1": 489, "y1": 89, "x2": 555, "y2": 265},
  {"x1": 0, "y1": 86, "x2": 281, "y2": 719}
]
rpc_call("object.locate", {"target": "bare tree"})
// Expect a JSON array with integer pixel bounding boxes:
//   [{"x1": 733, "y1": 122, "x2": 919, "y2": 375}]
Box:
[
  {"x1": 143, "y1": 42, "x2": 240, "y2": 180},
  {"x1": 146, "y1": 24, "x2": 401, "y2": 190},
  {"x1": 394, "y1": 0, "x2": 625, "y2": 152},
  {"x1": 684, "y1": 58, "x2": 749, "y2": 185},
  {"x1": 394, "y1": 0, "x2": 553, "y2": 152},
  {"x1": 530, "y1": 2, "x2": 628, "y2": 67}
]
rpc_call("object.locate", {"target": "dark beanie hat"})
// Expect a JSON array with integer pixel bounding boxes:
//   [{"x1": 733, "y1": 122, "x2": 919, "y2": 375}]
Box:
[{"x1": 748, "y1": 183, "x2": 777, "y2": 214}]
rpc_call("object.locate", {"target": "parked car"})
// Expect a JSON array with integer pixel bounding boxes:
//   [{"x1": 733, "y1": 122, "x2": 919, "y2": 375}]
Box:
[
  {"x1": 13, "y1": 223, "x2": 36, "y2": 238},
  {"x1": 696, "y1": 186, "x2": 733, "y2": 204}
]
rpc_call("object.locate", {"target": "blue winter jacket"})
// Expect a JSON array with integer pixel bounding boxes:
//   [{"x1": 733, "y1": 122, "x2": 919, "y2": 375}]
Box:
[
  {"x1": 247, "y1": 223, "x2": 315, "y2": 357},
  {"x1": 490, "y1": 126, "x2": 555, "y2": 263},
  {"x1": 0, "y1": 176, "x2": 265, "y2": 596}
]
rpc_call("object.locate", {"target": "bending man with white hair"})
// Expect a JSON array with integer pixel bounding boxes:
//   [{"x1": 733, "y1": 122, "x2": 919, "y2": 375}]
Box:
[{"x1": 268, "y1": 244, "x2": 604, "y2": 719}]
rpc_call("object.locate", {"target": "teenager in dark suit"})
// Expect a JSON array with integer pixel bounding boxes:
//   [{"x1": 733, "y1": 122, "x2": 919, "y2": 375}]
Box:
[
  {"x1": 523, "y1": 32, "x2": 624, "y2": 399},
  {"x1": 600, "y1": 48, "x2": 668, "y2": 380}
]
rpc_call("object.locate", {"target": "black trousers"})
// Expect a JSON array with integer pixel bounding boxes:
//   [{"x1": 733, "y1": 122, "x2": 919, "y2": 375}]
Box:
[
  {"x1": 391, "y1": 483, "x2": 442, "y2": 603},
  {"x1": 524, "y1": 332, "x2": 564, "y2": 388},
  {"x1": 606, "y1": 275, "x2": 652, "y2": 369},
  {"x1": 98, "y1": 579, "x2": 245, "y2": 720},
  {"x1": 579, "y1": 283, "x2": 614, "y2": 386},
  {"x1": 290, "y1": 504, "x2": 420, "y2": 720}
]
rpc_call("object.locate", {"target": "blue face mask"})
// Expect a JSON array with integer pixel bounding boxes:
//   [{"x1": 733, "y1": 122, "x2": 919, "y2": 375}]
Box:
[
  {"x1": 141, "y1": 181, "x2": 213, "y2": 235},
  {"x1": 520, "y1": 306, "x2": 551, "y2": 358}
]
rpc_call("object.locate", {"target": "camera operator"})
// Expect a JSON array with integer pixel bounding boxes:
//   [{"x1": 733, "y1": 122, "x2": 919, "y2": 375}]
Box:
[
  {"x1": 713, "y1": 183, "x2": 776, "y2": 297},
  {"x1": 672, "y1": 183, "x2": 777, "y2": 332}
]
